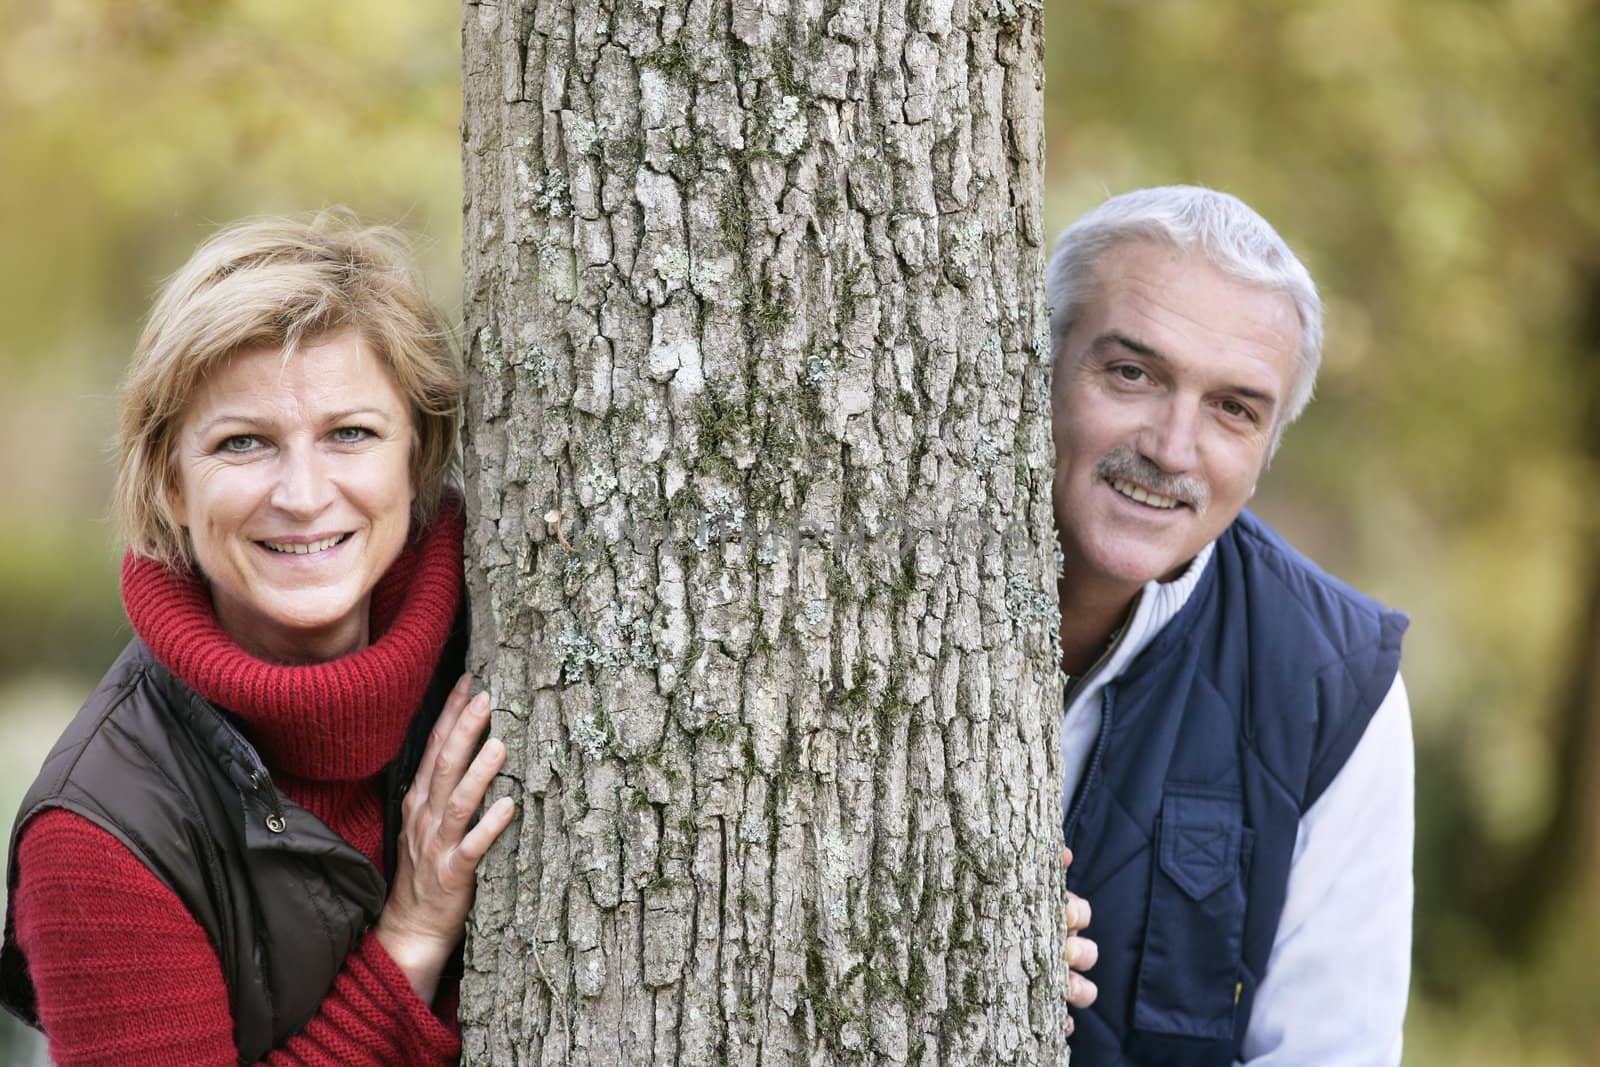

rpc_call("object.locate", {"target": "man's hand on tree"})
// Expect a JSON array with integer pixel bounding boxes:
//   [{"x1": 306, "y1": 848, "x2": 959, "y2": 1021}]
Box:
[{"x1": 1063, "y1": 847, "x2": 1100, "y2": 1034}]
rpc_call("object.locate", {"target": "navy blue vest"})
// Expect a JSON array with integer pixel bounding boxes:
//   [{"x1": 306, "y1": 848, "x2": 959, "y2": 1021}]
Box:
[{"x1": 1063, "y1": 510, "x2": 1407, "y2": 1065}]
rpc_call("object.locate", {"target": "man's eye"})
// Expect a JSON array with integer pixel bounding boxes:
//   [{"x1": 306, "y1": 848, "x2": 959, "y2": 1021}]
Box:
[
  {"x1": 221, "y1": 435, "x2": 258, "y2": 453},
  {"x1": 1220, "y1": 399, "x2": 1255, "y2": 422},
  {"x1": 332, "y1": 426, "x2": 373, "y2": 444},
  {"x1": 1113, "y1": 365, "x2": 1145, "y2": 383}
]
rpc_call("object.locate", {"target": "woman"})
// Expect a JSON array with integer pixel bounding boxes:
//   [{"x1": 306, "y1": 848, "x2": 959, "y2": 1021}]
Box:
[{"x1": 0, "y1": 214, "x2": 512, "y2": 1064}]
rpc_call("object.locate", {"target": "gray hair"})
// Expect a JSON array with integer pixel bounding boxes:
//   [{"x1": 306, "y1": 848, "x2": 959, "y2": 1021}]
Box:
[{"x1": 1045, "y1": 185, "x2": 1323, "y2": 447}]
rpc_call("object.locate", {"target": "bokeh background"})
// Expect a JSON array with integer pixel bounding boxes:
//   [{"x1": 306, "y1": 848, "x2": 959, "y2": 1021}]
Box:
[{"x1": 1, "y1": 1, "x2": 1596, "y2": 1062}]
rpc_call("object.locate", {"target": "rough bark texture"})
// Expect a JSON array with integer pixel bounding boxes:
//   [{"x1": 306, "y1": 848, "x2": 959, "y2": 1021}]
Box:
[{"x1": 459, "y1": 0, "x2": 1064, "y2": 1061}]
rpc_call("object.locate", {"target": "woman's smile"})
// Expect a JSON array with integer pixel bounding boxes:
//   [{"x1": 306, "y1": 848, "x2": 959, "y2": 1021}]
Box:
[{"x1": 259, "y1": 532, "x2": 353, "y2": 555}]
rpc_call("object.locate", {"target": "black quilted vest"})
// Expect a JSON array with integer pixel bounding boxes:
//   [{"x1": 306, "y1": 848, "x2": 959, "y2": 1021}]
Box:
[{"x1": 0, "y1": 630, "x2": 460, "y2": 1061}]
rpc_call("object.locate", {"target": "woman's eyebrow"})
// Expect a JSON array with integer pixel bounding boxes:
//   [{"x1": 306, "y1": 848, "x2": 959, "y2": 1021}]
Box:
[
  {"x1": 191, "y1": 407, "x2": 393, "y2": 436},
  {"x1": 322, "y1": 407, "x2": 393, "y2": 424},
  {"x1": 190, "y1": 412, "x2": 266, "y2": 436}
]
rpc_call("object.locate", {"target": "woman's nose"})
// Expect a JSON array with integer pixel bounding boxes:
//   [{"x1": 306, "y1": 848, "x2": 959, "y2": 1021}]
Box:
[{"x1": 269, "y1": 445, "x2": 334, "y2": 516}]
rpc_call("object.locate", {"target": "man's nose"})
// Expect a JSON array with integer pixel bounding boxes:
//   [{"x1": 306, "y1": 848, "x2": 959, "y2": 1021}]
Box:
[
  {"x1": 1138, "y1": 398, "x2": 1201, "y2": 474},
  {"x1": 270, "y1": 444, "x2": 334, "y2": 516}
]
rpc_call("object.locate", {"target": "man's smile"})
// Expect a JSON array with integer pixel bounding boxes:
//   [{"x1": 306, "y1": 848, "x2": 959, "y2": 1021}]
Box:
[{"x1": 1106, "y1": 477, "x2": 1183, "y2": 510}]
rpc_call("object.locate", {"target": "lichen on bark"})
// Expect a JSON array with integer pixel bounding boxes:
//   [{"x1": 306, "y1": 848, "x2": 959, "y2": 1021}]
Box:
[{"x1": 460, "y1": 0, "x2": 1065, "y2": 1060}]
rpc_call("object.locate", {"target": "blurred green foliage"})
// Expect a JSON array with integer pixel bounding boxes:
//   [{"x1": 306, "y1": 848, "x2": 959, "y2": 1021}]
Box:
[
  {"x1": 0, "y1": 0, "x2": 463, "y2": 679},
  {"x1": 1, "y1": 0, "x2": 1596, "y2": 1062}
]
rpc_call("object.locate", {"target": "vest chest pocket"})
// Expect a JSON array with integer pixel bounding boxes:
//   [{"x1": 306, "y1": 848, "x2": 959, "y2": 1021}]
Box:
[{"x1": 1133, "y1": 787, "x2": 1255, "y2": 1042}]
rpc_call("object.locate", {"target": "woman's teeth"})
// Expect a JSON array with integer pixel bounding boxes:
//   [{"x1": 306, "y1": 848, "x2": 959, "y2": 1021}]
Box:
[{"x1": 262, "y1": 534, "x2": 347, "y2": 554}]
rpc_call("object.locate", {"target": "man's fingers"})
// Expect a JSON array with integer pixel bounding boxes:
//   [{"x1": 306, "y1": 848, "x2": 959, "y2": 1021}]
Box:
[
  {"x1": 1062, "y1": 846, "x2": 1073, "y2": 870},
  {"x1": 1065, "y1": 935, "x2": 1099, "y2": 973},
  {"x1": 1066, "y1": 890, "x2": 1092, "y2": 933},
  {"x1": 1068, "y1": 972, "x2": 1099, "y2": 1010}
]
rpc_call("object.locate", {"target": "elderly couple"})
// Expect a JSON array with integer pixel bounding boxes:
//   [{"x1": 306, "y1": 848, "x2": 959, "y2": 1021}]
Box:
[{"x1": 0, "y1": 185, "x2": 1409, "y2": 1065}]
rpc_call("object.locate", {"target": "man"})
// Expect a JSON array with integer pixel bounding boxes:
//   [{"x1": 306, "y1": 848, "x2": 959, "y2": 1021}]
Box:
[{"x1": 1049, "y1": 187, "x2": 1412, "y2": 1065}]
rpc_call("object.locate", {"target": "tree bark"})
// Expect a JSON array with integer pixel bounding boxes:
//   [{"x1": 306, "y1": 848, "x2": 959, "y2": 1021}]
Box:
[{"x1": 459, "y1": 0, "x2": 1063, "y2": 1061}]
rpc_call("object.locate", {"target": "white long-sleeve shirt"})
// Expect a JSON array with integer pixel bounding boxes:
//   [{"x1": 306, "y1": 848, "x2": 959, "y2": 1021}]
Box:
[{"x1": 1062, "y1": 543, "x2": 1413, "y2": 1066}]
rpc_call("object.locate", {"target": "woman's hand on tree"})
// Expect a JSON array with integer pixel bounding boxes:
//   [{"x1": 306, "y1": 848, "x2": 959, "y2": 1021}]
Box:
[{"x1": 375, "y1": 673, "x2": 515, "y2": 1004}]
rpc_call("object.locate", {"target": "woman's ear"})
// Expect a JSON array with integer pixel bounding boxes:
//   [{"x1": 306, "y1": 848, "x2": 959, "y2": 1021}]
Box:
[{"x1": 167, "y1": 475, "x2": 188, "y2": 528}]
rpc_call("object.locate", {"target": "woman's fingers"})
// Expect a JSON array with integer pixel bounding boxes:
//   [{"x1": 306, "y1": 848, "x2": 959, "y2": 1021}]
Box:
[
  {"x1": 428, "y1": 690, "x2": 493, "y2": 817},
  {"x1": 378, "y1": 677, "x2": 512, "y2": 1006},
  {"x1": 457, "y1": 796, "x2": 517, "y2": 866},
  {"x1": 439, "y1": 736, "x2": 508, "y2": 843},
  {"x1": 413, "y1": 673, "x2": 474, "y2": 795}
]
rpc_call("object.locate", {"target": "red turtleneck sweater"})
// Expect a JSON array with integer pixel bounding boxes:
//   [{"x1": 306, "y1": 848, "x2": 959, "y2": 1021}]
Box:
[{"x1": 11, "y1": 508, "x2": 466, "y2": 1066}]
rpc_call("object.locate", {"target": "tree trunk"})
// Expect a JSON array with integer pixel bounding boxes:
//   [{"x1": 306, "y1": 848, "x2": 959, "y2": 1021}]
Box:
[
  {"x1": 458, "y1": 0, "x2": 1063, "y2": 1061},
  {"x1": 1511, "y1": 266, "x2": 1600, "y2": 944}
]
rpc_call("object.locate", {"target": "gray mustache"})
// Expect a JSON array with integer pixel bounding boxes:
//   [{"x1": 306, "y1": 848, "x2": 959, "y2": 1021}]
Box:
[{"x1": 1091, "y1": 448, "x2": 1211, "y2": 515}]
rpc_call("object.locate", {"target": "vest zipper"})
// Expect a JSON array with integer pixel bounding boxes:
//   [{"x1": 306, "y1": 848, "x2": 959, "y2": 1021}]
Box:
[
  {"x1": 1062, "y1": 686, "x2": 1114, "y2": 848},
  {"x1": 1059, "y1": 608, "x2": 1134, "y2": 841},
  {"x1": 199, "y1": 695, "x2": 289, "y2": 835}
]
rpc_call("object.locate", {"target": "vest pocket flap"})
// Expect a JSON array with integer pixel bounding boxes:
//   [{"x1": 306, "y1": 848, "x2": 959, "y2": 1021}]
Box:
[
  {"x1": 1158, "y1": 790, "x2": 1242, "y2": 902},
  {"x1": 1134, "y1": 788, "x2": 1251, "y2": 1041}
]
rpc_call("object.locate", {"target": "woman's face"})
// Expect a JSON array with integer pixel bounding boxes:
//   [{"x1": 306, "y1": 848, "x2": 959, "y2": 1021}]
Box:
[{"x1": 169, "y1": 330, "x2": 415, "y2": 663}]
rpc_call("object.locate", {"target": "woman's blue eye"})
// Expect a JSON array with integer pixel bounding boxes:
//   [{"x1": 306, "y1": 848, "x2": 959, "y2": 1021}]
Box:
[
  {"x1": 332, "y1": 426, "x2": 372, "y2": 444},
  {"x1": 221, "y1": 435, "x2": 257, "y2": 453}
]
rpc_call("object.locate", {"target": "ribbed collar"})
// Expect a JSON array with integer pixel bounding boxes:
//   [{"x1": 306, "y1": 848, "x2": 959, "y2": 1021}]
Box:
[{"x1": 121, "y1": 503, "x2": 463, "y2": 782}]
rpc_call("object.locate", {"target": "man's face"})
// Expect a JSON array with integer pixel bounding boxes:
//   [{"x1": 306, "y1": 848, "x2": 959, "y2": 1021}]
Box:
[{"x1": 1051, "y1": 240, "x2": 1301, "y2": 603}]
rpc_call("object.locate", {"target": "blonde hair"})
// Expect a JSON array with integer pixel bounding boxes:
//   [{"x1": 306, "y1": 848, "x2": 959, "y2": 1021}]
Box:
[{"x1": 115, "y1": 210, "x2": 463, "y2": 566}]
